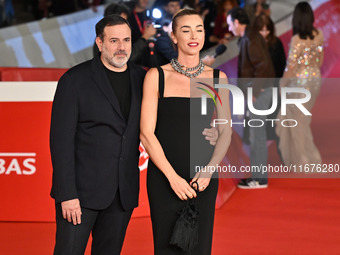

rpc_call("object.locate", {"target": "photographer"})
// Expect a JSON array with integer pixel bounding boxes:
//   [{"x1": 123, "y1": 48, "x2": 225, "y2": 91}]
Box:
[
  {"x1": 161, "y1": 0, "x2": 180, "y2": 21},
  {"x1": 244, "y1": 0, "x2": 270, "y2": 25},
  {"x1": 128, "y1": 0, "x2": 157, "y2": 67}
]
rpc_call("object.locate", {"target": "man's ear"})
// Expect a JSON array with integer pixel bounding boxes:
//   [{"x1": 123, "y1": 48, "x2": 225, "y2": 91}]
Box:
[
  {"x1": 95, "y1": 37, "x2": 103, "y2": 52},
  {"x1": 234, "y1": 19, "x2": 240, "y2": 27}
]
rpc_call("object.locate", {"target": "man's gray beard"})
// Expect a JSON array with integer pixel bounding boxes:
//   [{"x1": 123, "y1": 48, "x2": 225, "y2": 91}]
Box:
[{"x1": 106, "y1": 56, "x2": 128, "y2": 69}]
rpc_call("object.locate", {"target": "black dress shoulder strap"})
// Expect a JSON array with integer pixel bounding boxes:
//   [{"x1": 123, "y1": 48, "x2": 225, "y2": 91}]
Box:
[
  {"x1": 213, "y1": 69, "x2": 220, "y2": 94},
  {"x1": 213, "y1": 69, "x2": 220, "y2": 79},
  {"x1": 156, "y1": 66, "x2": 165, "y2": 98}
]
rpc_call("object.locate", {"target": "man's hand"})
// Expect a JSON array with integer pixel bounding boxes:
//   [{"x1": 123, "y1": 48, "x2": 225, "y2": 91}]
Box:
[
  {"x1": 202, "y1": 125, "x2": 219, "y2": 146},
  {"x1": 61, "y1": 198, "x2": 82, "y2": 225}
]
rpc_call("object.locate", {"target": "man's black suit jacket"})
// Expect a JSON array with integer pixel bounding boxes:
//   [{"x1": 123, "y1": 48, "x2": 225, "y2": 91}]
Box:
[{"x1": 50, "y1": 55, "x2": 146, "y2": 211}]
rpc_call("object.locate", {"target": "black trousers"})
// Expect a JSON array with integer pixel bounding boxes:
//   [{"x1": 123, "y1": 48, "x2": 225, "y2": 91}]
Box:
[{"x1": 53, "y1": 193, "x2": 133, "y2": 255}]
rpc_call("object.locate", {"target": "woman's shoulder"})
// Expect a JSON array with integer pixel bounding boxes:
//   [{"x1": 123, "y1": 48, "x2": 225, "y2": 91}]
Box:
[
  {"x1": 204, "y1": 65, "x2": 214, "y2": 72},
  {"x1": 160, "y1": 63, "x2": 173, "y2": 72},
  {"x1": 146, "y1": 63, "x2": 171, "y2": 74},
  {"x1": 217, "y1": 69, "x2": 227, "y2": 79},
  {"x1": 203, "y1": 66, "x2": 227, "y2": 79},
  {"x1": 290, "y1": 34, "x2": 305, "y2": 47},
  {"x1": 202, "y1": 65, "x2": 214, "y2": 76},
  {"x1": 292, "y1": 28, "x2": 324, "y2": 42},
  {"x1": 314, "y1": 28, "x2": 323, "y2": 34},
  {"x1": 291, "y1": 33, "x2": 300, "y2": 42},
  {"x1": 314, "y1": 28, "x2": 324, "y2": 39},
  {"x1": 145, "y1": 67, "x2": 159, "y2": 76}
]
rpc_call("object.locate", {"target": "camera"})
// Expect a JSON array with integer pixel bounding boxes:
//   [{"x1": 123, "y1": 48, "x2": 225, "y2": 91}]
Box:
[
  {"x1": 146, "y1": 8, "x2": 162, "y2": 28},
  {"x1": 262, "y1": 3, "x2": 270, "y2": 10}
]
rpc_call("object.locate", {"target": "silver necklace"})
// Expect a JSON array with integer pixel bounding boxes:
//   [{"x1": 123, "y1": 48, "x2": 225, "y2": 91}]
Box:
[{"x1": 170, "y1": 58, "x2": 204, "y2": 78}]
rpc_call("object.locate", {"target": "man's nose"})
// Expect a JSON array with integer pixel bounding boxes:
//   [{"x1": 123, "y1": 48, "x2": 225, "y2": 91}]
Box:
[{"x1": 117, "y1": 41, "x2": 125, "y2": 50}]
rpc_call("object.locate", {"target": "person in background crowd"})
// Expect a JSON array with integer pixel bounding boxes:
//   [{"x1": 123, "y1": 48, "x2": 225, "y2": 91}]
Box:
[
  {"x1": 0, "y1": 0, "x2": 4, "y2": 27},
  {"x1": 182, "y1": 0, "x2": 199, "y2": 10},
  {"x1": 227, "y1": 7, "x2": 275, "y2": 189},
  {"x1": 252, "y1": 13, "x2": 285, "y2": 78},
  {"x1": 154, "y1": 19, "x2": 177, "y2": 65},
  {"x1": 0, "y1": 0, "x2": 14, "y2": 27},
  {"x1": 151, "y1": 0, "x2": 166, "y2": 10},
  {"x1": 128, "y1": 0, "x2": 155, "y2": 44},
  {"x1": 212, "y1": 0, "x2": 238, "y2": 45},
  {"x1": 153, "y1": 0, "x2": 181, "y2": 64},
  {"x1": 201, "y1": 0, "x2": 219, "y2": 49},
  {"x1": 182, "y1": 0, "x2": 209, "y2": 20},
  {"x1": 237, "y1": 0, "x2": 245, "y2": 8},
  {"x1": 244, "y1": 0, "x2": 270, "y2": 25},
  {"x1": 252, "y1": 13, "x2": 286, "y2": 143},
  {"x1": 51, "y1": 0, "x2": 78, "y2": 16},
  {"x1": 127, "y1": 0, "x2": 158, "y2": 67},
  {"x1": 276, "y1": 1, "x2": 324, "y2": 166},
  {"x1": 161, "y1": 0, "x2": 181, "y2": 21},
  {"x1": 104, "y1": 2, "x2": 130, "y2": 20},
  {"x1": 38, "y1": 0, "x2": 52, "y2": 18}
]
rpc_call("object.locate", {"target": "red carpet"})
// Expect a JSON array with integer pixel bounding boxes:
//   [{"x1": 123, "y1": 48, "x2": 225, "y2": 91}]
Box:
[
  {"x1": 1, "y1": 53, "x2": 340, "y2": 255},
  {"x1": 2, "y1": 46, "x2": 340, "y2": 255},
  {"x1": 211, "y1": 179, "x2": 340, "y2": 255},
  {"x1": 1, "y1": 2, "x2": 340, "y2": 253},
  {"x1": 1, "y1": 178, "x2": 340, "y2": 254}
]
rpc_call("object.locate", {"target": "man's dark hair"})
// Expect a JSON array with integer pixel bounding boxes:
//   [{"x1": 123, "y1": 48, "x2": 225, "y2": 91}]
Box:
[
  {"x1": 292, "y1": 1, "x2": 316, "y2": 40},
  {"x1": 104, "y1": 3, "x2": 130, "y2": 17},
  {"x1": 95, "y1": 15, "x2": 131, "y2": 41},
  {"x1": 227, "y1": 7, "x2": 249, "y2": 25}
]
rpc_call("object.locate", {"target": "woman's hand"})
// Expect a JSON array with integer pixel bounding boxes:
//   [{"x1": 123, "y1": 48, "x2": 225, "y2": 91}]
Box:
[
  {"x1": 168, "y1": 173, "x2": 197, "y2": 200},
  {"x1": 191, "y1": 170, "x2": 213, "y2": 192}
]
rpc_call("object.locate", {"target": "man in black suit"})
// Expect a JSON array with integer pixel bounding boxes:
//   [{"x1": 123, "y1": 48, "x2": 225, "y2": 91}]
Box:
[{"x1": 50, "y1": 15, "x2": 146, "y2": 254}]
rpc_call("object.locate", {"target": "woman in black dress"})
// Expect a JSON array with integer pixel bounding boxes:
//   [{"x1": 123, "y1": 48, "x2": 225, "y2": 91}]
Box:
[{"x1": 140, "y1": 9, "x2": 232, "y2": 255}]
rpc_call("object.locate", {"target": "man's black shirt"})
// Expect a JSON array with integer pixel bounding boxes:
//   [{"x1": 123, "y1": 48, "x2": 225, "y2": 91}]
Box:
[{"x1": 104, "y1": 65, "x2": 131, "y2": 122}]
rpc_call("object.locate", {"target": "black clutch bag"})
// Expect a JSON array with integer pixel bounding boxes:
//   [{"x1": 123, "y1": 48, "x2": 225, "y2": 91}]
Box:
[{"x1": 170, "y1": 181, "x2": 199, "y2": 252}]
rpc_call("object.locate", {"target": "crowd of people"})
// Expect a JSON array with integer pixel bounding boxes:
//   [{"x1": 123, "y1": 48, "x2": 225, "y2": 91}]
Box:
[
  {"x1": 0, "y1": 0, "x2": 14, "y2": 27},
  {"x1": 49, "y1": 0, "x2": 324, "y2": 254}
]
